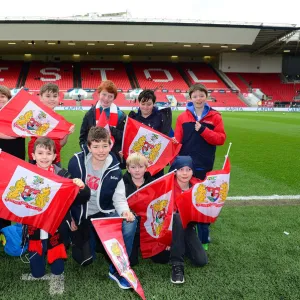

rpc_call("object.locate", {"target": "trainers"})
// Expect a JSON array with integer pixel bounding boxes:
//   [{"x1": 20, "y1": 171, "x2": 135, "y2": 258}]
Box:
[
  {"x1": 108, "y1": 264, "x2": 132, "y2": 290},
  {"x1": 171, "y1": 265, "x2": 184, "y2": 284}
]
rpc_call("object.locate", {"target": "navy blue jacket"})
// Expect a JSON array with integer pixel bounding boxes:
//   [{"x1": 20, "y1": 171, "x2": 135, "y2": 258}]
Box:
[{"x1": 68, "y1": 147, "x2": 124, "y2": 224}]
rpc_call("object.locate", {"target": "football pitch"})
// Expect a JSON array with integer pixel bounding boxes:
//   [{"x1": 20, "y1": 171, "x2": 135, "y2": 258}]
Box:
[{"x1": 1, "y1": 111, "x2": 300, "y2": 300}]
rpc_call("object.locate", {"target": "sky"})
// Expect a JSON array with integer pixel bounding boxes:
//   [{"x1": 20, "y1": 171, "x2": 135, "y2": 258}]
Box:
[{"x1": 0, "y1": 0, "x2": 299, "y2": 26}]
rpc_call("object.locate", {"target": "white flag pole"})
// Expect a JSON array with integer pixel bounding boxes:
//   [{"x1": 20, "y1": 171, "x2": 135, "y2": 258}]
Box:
[{"x1": 222, "y1": 142, "x2": 232, "y2": 169}]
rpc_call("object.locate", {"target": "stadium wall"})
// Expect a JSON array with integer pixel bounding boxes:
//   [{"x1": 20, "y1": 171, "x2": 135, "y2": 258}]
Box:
[
  {"x1": 219, "y1": 53, "x2": 282, "y2": 73},
  {"x1": 282, "y1": 56, "x2": 300, "y2": 75}
]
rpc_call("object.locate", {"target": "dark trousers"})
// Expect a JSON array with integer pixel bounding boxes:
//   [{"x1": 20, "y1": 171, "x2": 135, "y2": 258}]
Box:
[
  {"x1": 29, "y1": 240, "x2": 64, "y2": 278},
  {"x1": 170, "y1": 213, "x2": 208, "y2": 267},
  {"x1": 194, "y1": 169, "x2": 210, "y2": 244}
]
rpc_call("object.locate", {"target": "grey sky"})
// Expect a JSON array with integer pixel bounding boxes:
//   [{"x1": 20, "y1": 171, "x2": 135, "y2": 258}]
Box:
[{"x1": 0, "y1": 0, "x2": 299, "y2": 26}]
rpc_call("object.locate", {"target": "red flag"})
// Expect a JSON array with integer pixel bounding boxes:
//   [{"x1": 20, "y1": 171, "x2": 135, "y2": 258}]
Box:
[
  {"x1": 122, "y1": 117, "x2": 182, "y2": 175},
  {"x1": 91, "y1": 217, "x2": 145, "y2": 300},
  {"x1": 96, "y1": 107, "x2": 115, "y2": 147},
  {"x1": 127, "y1": 172, "x2": 175, "y2": 258},
  {"x1": 0, "y1": 89, "x2": 74, "y2": 139},
  {"x1": 176, "y1": 158, "x2": 231, "y2": 228},
  {"x1": 0, "y1": 151, "x2": 79, "y2": 235}
]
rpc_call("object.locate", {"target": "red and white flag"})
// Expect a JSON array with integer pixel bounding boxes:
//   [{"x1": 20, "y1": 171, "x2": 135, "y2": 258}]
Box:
[
  {"x1": 122, "y1": 117, "x2": 181, "y2": 175},
  {"x1": 0, "y1": 151, "x2": 79, "y2": 235},
  {"x1": 176, "y1": 158, "x2": 230, "y2": 228},
  {"x1": 127, "y1": 172, "x2": 175, "y2": 258},
  {"x1": 0, "y1": 89, "x2": 74, "y2": 139},
  {"x1": 91, "y1": 217, "x2": 145, "y2": 300}
]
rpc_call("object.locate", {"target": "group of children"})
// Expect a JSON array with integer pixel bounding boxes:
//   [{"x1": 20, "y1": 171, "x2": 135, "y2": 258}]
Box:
[{"x1": 0, "y1": 79, "x2": 226, "y2": 290}]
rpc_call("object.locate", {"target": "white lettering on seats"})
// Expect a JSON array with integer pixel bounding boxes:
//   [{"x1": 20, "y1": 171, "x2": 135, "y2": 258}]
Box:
[
  {"x1": 144, "y1": 68, "x2": 173, "y2": 82},
  {"x1": 40, "y1": 68, "x2": 61, "y2": 81}
]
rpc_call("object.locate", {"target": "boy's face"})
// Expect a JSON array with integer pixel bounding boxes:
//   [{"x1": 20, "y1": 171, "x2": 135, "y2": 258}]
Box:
[
  {"x1": 88, "y1": 140, "x2": 110, "y2": 162},
  {"x1": 176, "y1": 167, "x2": 193, "y2": 184},
  {"x1": 139, "y1": 99, "x2": 154, "y2": 117},
  {"x1": 190, "y1": 90, "x2": 207, "y2": 111},
  {"x1": 127, "y1": 163, "x2": 147, "y2": 180},
  {"x1": 0, "y1": 93, "x2": 9, "y2": 109},
  {"x1": 40, "y1": 91, "x2": 59, "y2": 109},
  {"x1": 99, "y1": 89, "x2": 115, "y2": 108},
  {"x1": 32, "y1": 145, "x2": 56, "y2": 170}
]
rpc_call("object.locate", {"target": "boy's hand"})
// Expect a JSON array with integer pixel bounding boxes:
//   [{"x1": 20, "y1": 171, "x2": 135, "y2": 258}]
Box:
[
  {"x1": 69, "y1": 124, "x2": 75, "y2": 133},
  {"x1": 171, "y1": 137, "x2": 179, "y2": 144},
  {"x1": 122, "y1": 211, "x2": 135, "y2": 222},
  {"x1": 70, "y1": 218, "x2": 78, "y2": 231},
  {"x1": 118, "y1": 151, "x2": 124, "y2": 159},
  {"x1": 195, "y1": 121, "x2": 201, "y2": 132},
  {"x1": 73, "y1": 178, "x2": 85, "y2": 189}
]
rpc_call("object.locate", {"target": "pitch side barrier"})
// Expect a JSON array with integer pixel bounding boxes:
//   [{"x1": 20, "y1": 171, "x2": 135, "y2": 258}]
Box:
[{"x1": 55, "y1": 106, "x2": 300, "y2": 112}]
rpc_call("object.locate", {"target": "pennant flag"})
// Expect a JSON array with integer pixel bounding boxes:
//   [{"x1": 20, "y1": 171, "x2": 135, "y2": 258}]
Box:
[
  {"x1": 0, "y1": 89, "x2": 74, "y2": 139},
  {"x1": 95, "y1": 105, "x2": 115, "y2": 147},
  {"x1": 122, "y1": 117, "x2": 182, "y2": 175},
  {"x1": 0, "y1": 151, "x2": 79, "y2": 235},
  {"x1": 176, "y1": 158, "x2": 231, "y2": 228},
  {"x1": 91, "y1": 217, "x2": 145, "y2": 300},
  {"x1": 127, "y1": 172, "x2": 175, "y2": 258}
]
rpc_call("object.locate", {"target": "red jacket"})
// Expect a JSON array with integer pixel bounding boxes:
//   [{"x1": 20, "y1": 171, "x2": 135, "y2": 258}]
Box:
[{"x1": 175, "y1": 105, "x2": 226, "y2": 171}]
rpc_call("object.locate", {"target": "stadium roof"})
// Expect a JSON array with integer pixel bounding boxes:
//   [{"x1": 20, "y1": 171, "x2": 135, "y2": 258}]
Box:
[{"x1": 0, "y1": 18, "x2": 299, "y2": 56}]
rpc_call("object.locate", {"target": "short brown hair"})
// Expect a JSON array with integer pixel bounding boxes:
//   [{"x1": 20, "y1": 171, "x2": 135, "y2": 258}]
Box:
[
  {"x1": 138, "y1": 89, "x2": 156, "y2": 104},
  {"x1": 33, "y1": 137, "x2": 56, "y2": 154},
  {"x1": 40, "y1": 83, "x2": 59, "y2": 96},
  {"x1": 188, "y1": 84, "x2": 208, "y2": 98},
  {"x1": 0, "y1": 85, "x2": 12, "y2": 100},
  {"x1": 87, "y1": 126, "x2": 111, "y2": 146},
  {"x1": 97, "y1": 80, "x2": 117, "y2": 99}
]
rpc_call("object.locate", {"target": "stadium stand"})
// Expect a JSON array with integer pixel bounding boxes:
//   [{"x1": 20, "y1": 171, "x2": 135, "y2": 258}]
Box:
[
  {"x1": 81, "y1": 62, "x2": 132, "y2": 90},
  {"x1": 25, "y1": 62, "x2": 74, "y2": 91},
  {"x1": 182, "y1": 63, "x2": 227, "y2": 89},
  {"x1": 132, "y1": 62, "x2": 189, "y2": 91},
  {"x1": 0, "y1": 61, "x2": 22, "y2": 88}
]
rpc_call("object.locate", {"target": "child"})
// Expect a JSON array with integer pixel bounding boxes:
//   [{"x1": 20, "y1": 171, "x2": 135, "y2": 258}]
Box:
[
  {"x1": 174, "y1": 83, "x2": 226, "y2": 249},
  {"x1": 123, "y1": 152, "x2": 153, "y2": 266},
  {"x1": 28, "y1": 83, "x2": 72, "y2": 167},
  {"x1": 0, "y1": 85, "x2": 25, "y2": 230},
  {"x1": 168, "y1": 156, "x2": 208, "y2": 284},
  {"x1": 68, "y1": 126, "x2": 137, "y2": 290},
  {"x1": 79, "y1": 80, "x2": 126, "y2": 166},
  {"x1": 27, "y1": 137, "x2": 88, "y2": 279}
]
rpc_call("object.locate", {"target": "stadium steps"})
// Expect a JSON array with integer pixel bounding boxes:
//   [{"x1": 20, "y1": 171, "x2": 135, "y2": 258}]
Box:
[
  {"x1": 73, "y1": 63, "x2": 81, "y2": 88},
  {"x1": 237, "y1": 73, "x2": 251, "y2": 88},
  {"x1": 124, "y1": 63, "x2": 139, "y2": 89},
  {"x1": 208, "y1": 64, "x2": 232, "y2": 89},
  {"x1": 176, "y1": 64, "x2": 192, "y2": 87},
  {"x1": 18, "y1": 62, "x2": 30, "y2": 88}
]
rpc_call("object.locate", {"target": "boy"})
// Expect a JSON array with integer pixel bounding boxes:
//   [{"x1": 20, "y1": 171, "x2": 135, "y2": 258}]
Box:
[
  {"x1": 123, "y1": 152, "x2": 153, "y2": 265},
  {"x1": 0, "y1": 85, "x2": 25, "y2": 230},
  {"x1": 79, "y1": 80, "x2": 126, "y2": 165},
  {"x1": 169, "y1": 156, "x2": 208, "y2": 284},
  {"x1": 68, "y1": 126, "x2": 137, "y2": 290},
  {"x1": 174, "y1": 84, "x2": 226, "y2": 249},
  {"x1": 28, "y1": 83, "x2": 72, "y2": 167},
  {"x1": 27, "y1": 137, "x2": 88, "y2": 279}
]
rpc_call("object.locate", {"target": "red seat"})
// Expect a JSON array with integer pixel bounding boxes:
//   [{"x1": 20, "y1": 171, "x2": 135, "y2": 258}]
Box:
[{"x1": 0, "y1": 61, "x2": 22, "y2": 88}]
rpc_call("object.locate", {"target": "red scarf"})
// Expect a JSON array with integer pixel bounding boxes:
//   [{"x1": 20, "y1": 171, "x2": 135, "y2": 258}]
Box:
[{"x1": 95, "y1": 102, "x2": 118, "y2": 127}]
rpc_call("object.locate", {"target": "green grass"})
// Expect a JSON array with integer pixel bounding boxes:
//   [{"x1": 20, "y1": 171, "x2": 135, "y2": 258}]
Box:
[
  {"x1": 58, "y1": 111, "x2": 300, "y2": 196},
  {"x1": 2, "y1": 204, "x2": 300, "y2": 299},
  {"x1": 2, "y1": 111, "x2": 299, "y2": 300}
]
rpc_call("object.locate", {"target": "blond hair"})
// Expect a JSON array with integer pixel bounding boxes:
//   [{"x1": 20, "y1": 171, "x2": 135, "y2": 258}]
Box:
[{"x1": 126, "y1": 152, "x2": 149, "y2": 168}]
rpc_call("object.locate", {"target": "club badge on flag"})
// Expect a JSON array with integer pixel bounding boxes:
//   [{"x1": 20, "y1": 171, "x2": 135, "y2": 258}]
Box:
[
  {"x1": 0, "y1": 89, "x2": 74, "y2": 139},
  {"x1": 176, "y1": 158, "x2": 230, "y2": 228},
  {"x1": 0, "y1": 151, "x2": 79, "y2": 235},
  {"x1": 122, "y1": 117, "x2": 181, "y2": 175},
  {"x1": 91, "y1": 217, "x2": 145, "y2": 300},
  {"x1": 127, "y1": 172, "x2": 175, "y2": 258}
]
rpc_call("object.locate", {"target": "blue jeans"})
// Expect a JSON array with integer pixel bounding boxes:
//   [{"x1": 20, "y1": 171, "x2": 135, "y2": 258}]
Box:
[
  {"x1": 89, "y1": 211, "x2": 137, "y2": 260},
  {"x1": 29, "y1": 240, "x2": 64, "y2": 278},
  {"x1": 197, "y1": 223, "x2": 210, "y2": 244}
]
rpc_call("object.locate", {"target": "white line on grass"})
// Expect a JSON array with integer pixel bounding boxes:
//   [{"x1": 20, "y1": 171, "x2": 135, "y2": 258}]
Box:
[
  {"x1": 21, "y1": 273, "x2": 64, "y2": 295},
  {"x1": 227, "y1": 195, "x2": 300, "y2": 200}
]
